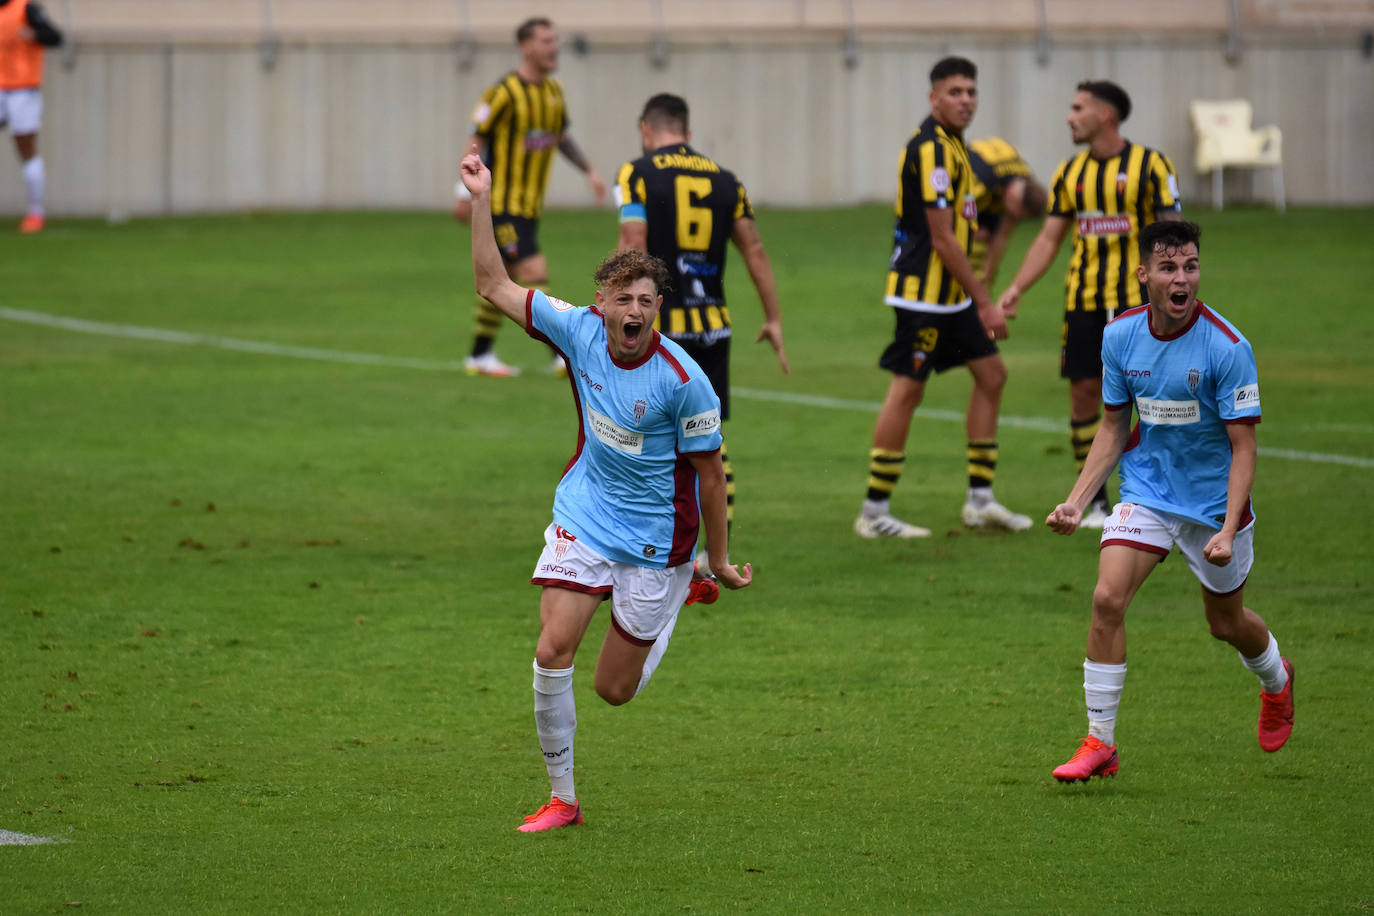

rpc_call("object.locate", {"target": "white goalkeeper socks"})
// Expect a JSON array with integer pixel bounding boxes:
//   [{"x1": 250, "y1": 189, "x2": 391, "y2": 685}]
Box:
[
  {"x1": 532, "y1": 662, "x2": 577, "y2": 803},
  {"x1": 1083, "y1": 659, "x2": 1127, "y2": 746}
]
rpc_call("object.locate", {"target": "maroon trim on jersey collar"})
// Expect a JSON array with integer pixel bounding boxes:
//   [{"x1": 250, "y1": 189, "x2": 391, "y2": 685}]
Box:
[
  {"x1": 590, "y1": 305, "x2": 663, "y2": 370},
  {"x1": 1147, "y1": 299, "x2": 1207, "y2": 341}
]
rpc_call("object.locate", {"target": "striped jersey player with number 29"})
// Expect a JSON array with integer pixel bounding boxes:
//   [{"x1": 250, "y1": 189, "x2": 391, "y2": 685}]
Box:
[
  {"x1": 1045, "y1": 219, "x2": 1294, "y2": 783},
  {"x1": 458, "y1": 146, "x2": 753, "y2": 833}
]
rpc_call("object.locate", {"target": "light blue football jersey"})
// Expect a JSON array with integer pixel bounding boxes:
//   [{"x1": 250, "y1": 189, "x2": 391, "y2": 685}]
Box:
[
  {"x1": 525, "y1": 289, "x2": 723, "y2": 568},
  {"x1": 1102, "y1": 301, "x2": 1261, "y2": 528}
]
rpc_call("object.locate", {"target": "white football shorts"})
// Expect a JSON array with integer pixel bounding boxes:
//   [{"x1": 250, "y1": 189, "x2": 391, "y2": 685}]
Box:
[
  {"x1": 1100, "y1": 502, "x2": 1254, "y2": 596},
  {"x1": 0, "y1": 89, "x2": 43, "y2": 135},
  {"x1": 530, "y1": 523, "x2": 693, "y2": 644}
]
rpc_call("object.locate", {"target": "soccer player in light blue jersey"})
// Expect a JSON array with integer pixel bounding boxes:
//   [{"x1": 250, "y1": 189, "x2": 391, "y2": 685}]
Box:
[
  {"x1": 458, "y1": 147, "x2": 753, "y2": 832},
  {"x1": 1044, "y1": 220, "x2": 1293, "y2": 783}
]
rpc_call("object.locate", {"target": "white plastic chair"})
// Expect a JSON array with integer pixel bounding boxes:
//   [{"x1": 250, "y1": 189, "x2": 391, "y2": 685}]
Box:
[{"x1": 1189, "y1": 99, "x2": 1285, "y2": 212}]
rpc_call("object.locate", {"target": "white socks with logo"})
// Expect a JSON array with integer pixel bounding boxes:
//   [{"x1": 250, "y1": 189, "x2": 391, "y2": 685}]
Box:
[
  {"x1": 1240, "y1": 633, "x2": 1287, "y2": 694},
  {"x1": 1083, "y1": 659, "x2": 1127, "y2": 746},
  {"x1": 532, "y1": 662, "x2": 577, "y2": 803}
]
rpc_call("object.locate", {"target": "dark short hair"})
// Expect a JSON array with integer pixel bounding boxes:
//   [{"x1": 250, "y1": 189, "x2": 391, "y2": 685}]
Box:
[
  {"x1": 641, "y1": 93, "x2": 689, "y2": 133},
  {"x1": 1139, "y1": 219, "x2": 1202, "y2": 261},
  {"x1": 1019, "y1": 177, "x2": 1049, "y2": 219},
  {"x1": 1077, "y1": 80, "x2": 1131, "y2": 123},
  {"x1": 516, "y1": 17, "x2": 552, "y2": 44},
  {"x1": 930, "y1": 56, "x2": 977, "y2": 85},
  {"x1": 595, "y1": 249, "x2": 671, "y2": 295}
]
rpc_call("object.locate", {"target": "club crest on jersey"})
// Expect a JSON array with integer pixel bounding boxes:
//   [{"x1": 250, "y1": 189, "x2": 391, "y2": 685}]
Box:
[
  {"x1": 1117, "y1": 172, "x2": 1129, "y2": 195},
  {"x1": 633, "y1": 398, "x2": 647, "y2": 424},
  {"x1": 961, "y1": 193, "x2": 978, "y2": 222},
  {"x1": 1187, "y1": 368, "x2": 1202, "y2": 393},
  {"x1": 642, "y1": 545, "x2": 657, "y2": 559}
]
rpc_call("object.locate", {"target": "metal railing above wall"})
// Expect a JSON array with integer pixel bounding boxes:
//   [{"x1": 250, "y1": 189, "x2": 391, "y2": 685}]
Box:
[
  {"x1": 53, "y1": 0, "x2": 1374, "y2": 45},
  {"x1": 47, "y1": 0, "x2": 1374, "y2": 77}
]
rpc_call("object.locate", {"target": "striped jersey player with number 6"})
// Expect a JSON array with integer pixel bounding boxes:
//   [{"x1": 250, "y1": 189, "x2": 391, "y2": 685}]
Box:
[
  {"x1": 459, "y1": 146, "x2": 753, "y2": 833},
  {"x1": 614, "y1": 93, "x2": 789, "y2": 568}
]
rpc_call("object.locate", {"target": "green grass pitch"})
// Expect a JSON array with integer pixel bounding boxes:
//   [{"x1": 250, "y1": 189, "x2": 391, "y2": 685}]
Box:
[{"x1": 2, "y1": 205, "x2": 1372, "y2": 912}]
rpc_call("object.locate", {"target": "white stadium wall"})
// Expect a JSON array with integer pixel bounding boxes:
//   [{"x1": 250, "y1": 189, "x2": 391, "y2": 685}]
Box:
[{"x1": 3, "y1": 2, "x2": 1371, "y2": 215}]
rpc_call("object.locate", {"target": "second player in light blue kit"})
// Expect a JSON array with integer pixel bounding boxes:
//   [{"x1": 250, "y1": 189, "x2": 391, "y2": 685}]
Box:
[
  {"x1": 1045, "y1": 220, "x2": 1294, "y2": 783},
  {"x1": 457, "y1": 146, "x2": 753, "y2": 833}
]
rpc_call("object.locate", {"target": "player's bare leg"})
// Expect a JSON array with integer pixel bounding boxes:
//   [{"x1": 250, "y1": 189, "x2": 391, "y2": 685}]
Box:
[
  {"x1": 592, "y1": 625, "x2": 656, "y2": 707},
  {"x1": 15, "y1": 133, "x2": 45, "y2": 233},
  {"x1": 961, "y1": 354, "x2": 1029, "y2": 531},
  {"x1": 856, "y1": 376, "x2": 931, "y2": 538},
  {"x1": 519, "y1": 587, "x2": 600, "y2": 832},
  {"x1": 1202, "y1": 586, "x2": 1294, "y2": 751},
  {"x1": 1053, "y1": 545, "x2": 1157, "y2": 782}
]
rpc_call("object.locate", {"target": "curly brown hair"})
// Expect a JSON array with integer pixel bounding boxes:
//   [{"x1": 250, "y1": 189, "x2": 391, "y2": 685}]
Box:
[{"x1": 593, "y1": 249, "x2": 670, "y2": 295}]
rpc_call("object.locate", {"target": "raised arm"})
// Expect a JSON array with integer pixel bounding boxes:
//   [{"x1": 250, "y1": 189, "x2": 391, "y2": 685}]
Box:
[
  {"x1": 729, "y1": 217, "x2": 789, "y2": 374},
  {"x1": 460, "y1": 148, "x2": 529, "y2": 326},
  {"x1": 1046, "y1": 405, "x2": 1133, "y2": 534},
  {"x1": 996, "y1": 215, "x2": 1071, "y2": 318},
  {"x1": 452, "y1": 135, "x2": 488, "y2": 223}
]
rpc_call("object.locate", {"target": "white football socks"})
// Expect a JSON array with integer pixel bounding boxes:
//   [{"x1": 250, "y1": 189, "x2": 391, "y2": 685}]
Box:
[
  {"x1": 861, "y1": 497, "x2": 890, "y2": 519},
  {"x1": 22, "y1": 157, "x2": 45, "y2": 216},
  {"x1": 1083, "y1": 659, "x2": 1127, "y2": 746},
  {"x1": 532, "y1": 662, "x2": 577, "y2": 803},
  {"x1": 1240, "y1": 632, "x2": 1287, "y2": 694}
]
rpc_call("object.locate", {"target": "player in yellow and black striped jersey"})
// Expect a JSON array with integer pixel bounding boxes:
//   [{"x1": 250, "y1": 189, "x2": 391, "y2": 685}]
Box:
[
  {"x1": 855, "y1": 57, "x2": 1033, "y2": 541},
  {"x1": 453, "y1": 17, "x2": 606, "y2": 377},
  {"x1": 966, "y1": 137, "x2": 1047, "y2": 289},
  {"x1": 996, "y1": 80, "x2": 1183, "y2": 526},
  {"x1": 616, "y1": 93, "x2": 789, "y2": 539}
]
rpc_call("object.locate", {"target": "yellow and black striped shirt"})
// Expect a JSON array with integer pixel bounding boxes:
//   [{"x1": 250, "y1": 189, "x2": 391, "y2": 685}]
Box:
[
  {"x1": 471, "y1": 72, "x2": 568, "y2": 220},
  {"x1": 1047, "y1": 142, "x2": 1182, "y2": 314},
  {"x1": 886, "y1": 115, "x2": 978, "y2": 311},
  {"x1": 967, "y1": 137, "x2": 1033, "y2": 231},
  {"x1": 615, "y1": 144, "x2": 753, "y2": 341}
]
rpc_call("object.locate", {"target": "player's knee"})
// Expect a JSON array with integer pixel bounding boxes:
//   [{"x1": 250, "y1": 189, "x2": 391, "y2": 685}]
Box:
[
  {"x1": 1090, "y1": 582, "x2": 1129, "y2": 622},
  {"x1": 1205, "y1": 612, "x2": 1241, "y2": 644},
  {"x1": 534, "y1": 641, "x2": 576, "y2": 671},
  {"x1": 980, "y1": 360, "x2": 1008, "y2": 391},
  {"x1": 594, "y1": 674, "x2": 635, "y2": 707}
]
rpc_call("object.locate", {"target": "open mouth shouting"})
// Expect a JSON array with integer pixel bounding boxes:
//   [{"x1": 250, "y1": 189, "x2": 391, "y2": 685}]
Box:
[
  {"x1": 597, "y1": 276, "x2": 662, "y2": 363},
  {"x1": 622, "y1": 318, "x2": 645, "y2": 351}
]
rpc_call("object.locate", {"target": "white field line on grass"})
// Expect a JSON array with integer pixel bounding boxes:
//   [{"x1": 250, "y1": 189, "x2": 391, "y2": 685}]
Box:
[
  {"x1": 0, "y1": 828, "x2": 70, "y2": 845},
  {"x1": 5, "y1": 307, "x2": 1372, "y2": 470}
]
